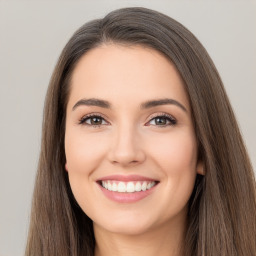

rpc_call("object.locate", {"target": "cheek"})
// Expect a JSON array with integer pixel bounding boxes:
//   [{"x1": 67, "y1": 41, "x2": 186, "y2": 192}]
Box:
[
  {"x1": 65, "y1": 130, "x2": 108, "y2": 174},
  {"x1": 65, "y1": 130, "x2": 109, "y2": 204},
  {"x1": 145, "y1": 130, "x2": 198, "y2": 209},
  {"x1": 146, "y1": 130, "x2": 198, "y2": 173}
]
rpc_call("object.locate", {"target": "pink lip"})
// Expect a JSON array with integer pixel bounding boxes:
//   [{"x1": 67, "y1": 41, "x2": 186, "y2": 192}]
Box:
[
  {"x1": 98, "y1": 174, "x2": 157, "y2": 182},
  {"x1": 97, "y1": 183, "x2": 158, "y2": 203},
  {"x1": 96, "y1": 175, "x2": 159, "y2": 203}
]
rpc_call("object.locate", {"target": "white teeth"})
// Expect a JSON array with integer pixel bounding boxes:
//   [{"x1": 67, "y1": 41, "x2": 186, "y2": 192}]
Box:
[
  {"x1": 148, "y1": 181, "x2": 156, "y2": 189},
  {"x1": 112, "y1": 182, "x2": 118, "y2": 191},
  {"x1": 141, "y1": 181, "x2": 147, "y2": 191},
  {"x1": 107, "y1": 181, "x2": 112, "y2": 191},
  {"x1": 135, "y1": 182, "x2": 142, "y2": 191},
  {"x1": 126, "y1": 182, "x2": 135, "y2": 192},
  {"x1": 101, "y1": 180, "x2": 157, "y2": 193},
  {"x1": 117, "y1": 182, "x2": 126, "y2": 192}
]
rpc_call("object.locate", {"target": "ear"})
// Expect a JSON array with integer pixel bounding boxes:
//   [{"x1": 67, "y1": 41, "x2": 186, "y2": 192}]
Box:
[
  {"x1": 65, "y1": 163, "x2": 69, "y2": 172},
  {"x1": 196, "y1": 161, "x2": 205, "y2": 176}
]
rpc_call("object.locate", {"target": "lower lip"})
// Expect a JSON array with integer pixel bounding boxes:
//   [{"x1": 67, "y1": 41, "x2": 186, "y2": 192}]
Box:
[{"x1": 97, "y1": 183, "x2": 158, "y2": 203}]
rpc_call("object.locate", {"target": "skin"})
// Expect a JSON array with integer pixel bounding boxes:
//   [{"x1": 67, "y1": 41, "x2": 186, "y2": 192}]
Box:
[{"x1": 65, "y1": 44, "x2": 203, "y2": 256}]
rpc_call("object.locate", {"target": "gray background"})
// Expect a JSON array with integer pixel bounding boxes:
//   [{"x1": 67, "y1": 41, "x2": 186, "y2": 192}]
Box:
[{"x1": 0, "y1": 1, "x2": 255, "y2": 255}]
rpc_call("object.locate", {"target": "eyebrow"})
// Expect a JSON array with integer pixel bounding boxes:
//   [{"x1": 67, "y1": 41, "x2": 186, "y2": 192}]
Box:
[
  {"x1": 72, "y1": 98, "x2": 187, "y2": 112},
  {"x1": 140, "y1": 98, "x2": 187, "y2": 112},
  {"x1": 72, "y1": 98, "x2": 111, "y2": 110}
]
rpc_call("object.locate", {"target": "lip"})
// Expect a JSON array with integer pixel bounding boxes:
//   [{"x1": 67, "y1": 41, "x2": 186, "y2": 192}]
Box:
[
  {"x1": 96, "y1": 175, "x2": 159, "y2": 203},
  {"x1": 97, "y1": 174, "x2": 158, "y2": 182}
]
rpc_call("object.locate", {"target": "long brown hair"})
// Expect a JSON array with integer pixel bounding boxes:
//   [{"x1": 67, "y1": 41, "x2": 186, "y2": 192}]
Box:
[{"x1": 25, "y1": 7, "x2": 256, "y2": 256}]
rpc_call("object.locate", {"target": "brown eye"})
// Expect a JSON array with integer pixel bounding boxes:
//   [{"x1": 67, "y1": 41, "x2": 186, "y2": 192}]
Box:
[
  {"x1": 89, "y1": 116, "x2": 103, "y2": 125},
  {"x1": 79, "y1": 115, "x2": 108, "y2": 126},
  {"x1": 155, "y1": 117, "x2": 168, "y2": 125},
  {"x1": 147, "y1": 115, "x2": 176, "y2": 126}
]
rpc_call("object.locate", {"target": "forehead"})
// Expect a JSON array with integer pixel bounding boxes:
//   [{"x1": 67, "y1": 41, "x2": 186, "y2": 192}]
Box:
[{"x1": 68, "y1": 43, "x2": 190, "y2": 112}]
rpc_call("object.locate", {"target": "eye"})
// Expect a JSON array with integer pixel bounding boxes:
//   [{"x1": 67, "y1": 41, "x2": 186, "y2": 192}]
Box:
[
  {"x1": 146, "y1": 114, "x2": 177, "y2": 127},
  {"x1": 79, "y1": 114, "x2": 108, "y2": 127}
]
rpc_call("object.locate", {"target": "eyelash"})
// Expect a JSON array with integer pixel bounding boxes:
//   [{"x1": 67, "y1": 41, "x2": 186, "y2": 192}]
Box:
[
  {"x1": 79, "y1": 113, "x2": 108, "y2": 128},
  {"x1": 146, "y1": 113, "x2": 177, "y2": 127},
  {"x1": 78, "y1": 113, "x2": 177, "y2": 128}
]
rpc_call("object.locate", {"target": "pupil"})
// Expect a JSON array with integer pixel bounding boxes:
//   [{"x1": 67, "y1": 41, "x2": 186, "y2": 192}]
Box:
[
  {"x1": 92, "y1": 117, "x2": 102, "y2": 125},
  {"x1": 156, "y1": 117, "x2": 166, "y2": 125}
]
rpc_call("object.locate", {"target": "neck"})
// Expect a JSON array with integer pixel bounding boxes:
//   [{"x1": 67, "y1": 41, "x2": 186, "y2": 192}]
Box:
[{"x1": 93, "y1": 218, "x2": 186, "y2": 256}]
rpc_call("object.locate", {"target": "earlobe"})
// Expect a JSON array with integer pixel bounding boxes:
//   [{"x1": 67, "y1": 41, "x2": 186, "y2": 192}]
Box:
[
  {"x1": 65, "y1": 163, "x2": 68, "y2": 172},
  {"x1": 196, "y1": 161, "x2": 205, "y2": 175}
]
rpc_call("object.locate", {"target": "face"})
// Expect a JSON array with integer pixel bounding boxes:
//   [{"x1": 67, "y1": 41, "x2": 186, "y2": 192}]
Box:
[{"x1": 65, "y1": 44, "x2": 203, "y2": 236}]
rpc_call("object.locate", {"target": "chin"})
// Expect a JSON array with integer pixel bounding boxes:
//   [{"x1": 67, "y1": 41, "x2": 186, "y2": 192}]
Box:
[{"x1": 94, "y1": 215, "x2": 156, "y2": 236}]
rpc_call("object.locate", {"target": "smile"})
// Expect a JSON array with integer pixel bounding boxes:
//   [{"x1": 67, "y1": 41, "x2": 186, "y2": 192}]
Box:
[
  {"x1": 101, "y1": 180, "x2": 157, "y2": 193},
  {"x1": 97, "y1": 175, "x2": 159, "y2": 203}
]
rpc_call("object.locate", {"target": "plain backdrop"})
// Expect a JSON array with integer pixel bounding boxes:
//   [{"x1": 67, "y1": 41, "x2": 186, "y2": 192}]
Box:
[{"x1": 0, "y1": 1, "x2": 255, "y2": 255}]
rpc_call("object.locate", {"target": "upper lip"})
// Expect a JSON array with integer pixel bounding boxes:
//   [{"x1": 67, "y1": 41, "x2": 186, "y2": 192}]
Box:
[{"x1": 97, "y1": 174, "x2": 159, "y2": 182}]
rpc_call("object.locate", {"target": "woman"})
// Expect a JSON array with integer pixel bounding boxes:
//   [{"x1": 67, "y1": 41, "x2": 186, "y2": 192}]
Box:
[{"x1": 25, "y1": 7, "x2": 256, "y2": 256}]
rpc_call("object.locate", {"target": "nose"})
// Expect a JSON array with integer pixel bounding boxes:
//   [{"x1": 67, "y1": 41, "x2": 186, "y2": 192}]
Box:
[{"x1": 107, "y1": 125, "x2": 146, "y2": 167}]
